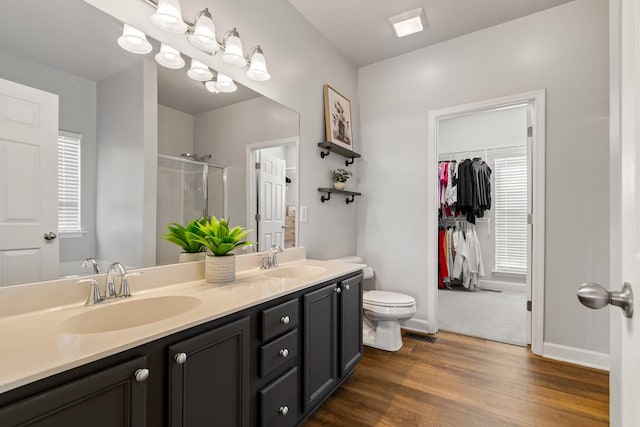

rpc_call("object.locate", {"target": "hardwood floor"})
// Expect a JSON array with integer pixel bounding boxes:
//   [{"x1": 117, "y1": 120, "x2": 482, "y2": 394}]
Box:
[{"x1": 305, "y1": 332, "x2": 608, "y2": 426}]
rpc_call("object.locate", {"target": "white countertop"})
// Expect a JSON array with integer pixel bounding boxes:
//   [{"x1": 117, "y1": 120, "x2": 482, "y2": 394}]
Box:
[{"x1": 0, "y1": 251, "x2": 363, "y2": 394}]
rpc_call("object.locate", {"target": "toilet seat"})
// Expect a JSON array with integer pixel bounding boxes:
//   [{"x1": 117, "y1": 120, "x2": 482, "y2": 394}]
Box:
[{"x1": 363, "y1": 291, "x2": 415, "y2": 308}]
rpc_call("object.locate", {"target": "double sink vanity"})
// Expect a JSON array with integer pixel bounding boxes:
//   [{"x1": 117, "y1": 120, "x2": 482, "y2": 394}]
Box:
[{"x1": 0, "y1": 248, "x2": 364, "y2": 426}]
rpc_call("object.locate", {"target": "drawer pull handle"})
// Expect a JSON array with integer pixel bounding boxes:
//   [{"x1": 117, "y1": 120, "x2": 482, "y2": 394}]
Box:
[
  {"x1": 280, "y1": 315, "x2": 290, "y2": 324},
  {"x1": 279, "y1": 348, "x2": 289, "y2": 358},
  {"x1": 134, "y1": 368, "x2": 149, "y2": 382},
  {"x1": 174, "y1": 352, "x2": 187, "y2": 364},
  {"x1": 279, "y1": 406, "x2": 289, "y2": 415}
]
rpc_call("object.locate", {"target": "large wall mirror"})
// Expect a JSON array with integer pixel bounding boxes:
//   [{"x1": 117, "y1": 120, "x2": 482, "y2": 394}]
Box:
[{"x1": 0, "y1": 0, "x2": 300, "y2": 287}]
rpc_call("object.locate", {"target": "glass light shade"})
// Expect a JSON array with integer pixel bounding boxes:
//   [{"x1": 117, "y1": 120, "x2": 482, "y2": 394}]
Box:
[
  {"x1": 246, "y1": 51, "x2": 270, "y2": 81},
  {"x1": 222, "y1": 34, "x2": 247, "y2": 66},
  {"x1": 117, "y1": 24, "x2": 153, "y2": 54},
  {"x1": 204, "y1": 81, "x2": 220, "y2": 94},
  {"x1": 151, "y1": 0, "x2": 187, "y2": 34},
  {"x1": 155, "y1": 44, "x2": 185, "y2": 69},
  {"x1": 214, "y1": 72, "x2": 237, "y2": 93},
  {"x1": 189, "y1": 14, "x2": 219, "y2": 53},
  {"x1": 187, "y1": 59, "x2": 213, "y2": 81}
]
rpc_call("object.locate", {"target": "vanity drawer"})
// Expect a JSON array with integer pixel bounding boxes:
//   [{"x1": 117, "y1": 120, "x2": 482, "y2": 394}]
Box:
[
  {"x1": 260, "y1": 329, "x2": 298, "y2": 377},
  {"x1": 259, "y1": 367, "x2": 298, "y2": 427},
  {"x1": 261, "y1": 299, "x2": 298, "y2": 341}
]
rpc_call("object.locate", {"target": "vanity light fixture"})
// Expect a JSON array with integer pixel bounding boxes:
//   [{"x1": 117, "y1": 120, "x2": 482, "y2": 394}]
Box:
[
  {"x1": 155, "y1": 43, "x2": 185, "y2": 69},
  {"x1": 117, "y1": 24, "x2": 153, "y2": 54},
  {"x1": 188, "y1": 8, "x2": 219, "y2": 53},
  {"x1": 245, "y1": 46, "x2": 270, "y2": 82},
  {"x1": 187, "y1": 59, "x2": 213, "y2": 81},
  {"x1": 214, "y1": 72, "x2": 237, "y2": 93},
  {"x1": 389, "y1": 7, "x2": 428, "y2": 38},
  {"x1": 151, "y1": 0, "x2": 187, "y2": 33},
  {"x1": 221, "y1": 29, "x2": 247, "y2": 66}
]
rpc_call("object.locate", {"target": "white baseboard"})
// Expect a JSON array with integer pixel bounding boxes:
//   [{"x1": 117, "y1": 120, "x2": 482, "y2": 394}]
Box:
[
  {"x1": 542, "y1": 342, "x2": 610, "y2": 371},
  {"x1": 479, "y1": 279, "x2": 526, "y2": 293},
  {"x1": 401, "y1": 318, "x2": 434, "y2": 334}
]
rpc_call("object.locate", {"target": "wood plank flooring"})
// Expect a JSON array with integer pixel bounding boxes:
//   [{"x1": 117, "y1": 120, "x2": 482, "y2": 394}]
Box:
[{"x1": 305, "y1": 332, "x2": 608, "y2": 426}]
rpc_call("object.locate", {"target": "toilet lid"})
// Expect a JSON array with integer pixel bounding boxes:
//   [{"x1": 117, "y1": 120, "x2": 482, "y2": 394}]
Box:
[{"x1": 363, "y1": 291, "x2": 415, "y2": 307}]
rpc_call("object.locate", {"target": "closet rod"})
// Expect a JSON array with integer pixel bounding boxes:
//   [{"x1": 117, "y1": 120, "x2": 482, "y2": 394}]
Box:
[{"x1": 438, "y1": 144, "x2": 526, "y2": 157}]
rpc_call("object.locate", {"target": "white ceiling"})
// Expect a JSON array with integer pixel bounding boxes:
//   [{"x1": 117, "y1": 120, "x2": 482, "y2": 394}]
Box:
[{"x1": 288, "y1": 0, "x2": 575, "y2": 67}]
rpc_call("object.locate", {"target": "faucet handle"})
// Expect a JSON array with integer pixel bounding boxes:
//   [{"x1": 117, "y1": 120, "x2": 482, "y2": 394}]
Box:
[
  {"x1": 260, "y1": 254, "x2": 272, "y2": 270},
  {"x1": 119, "y1": 271, "x2": 142, "y2": 298},
  {"x1": 74, "y1": 279, "x2": 103, "y2": 306}
]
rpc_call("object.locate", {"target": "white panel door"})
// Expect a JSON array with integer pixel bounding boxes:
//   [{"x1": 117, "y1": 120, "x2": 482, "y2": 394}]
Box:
[
  {"x1": 0, "y1": 78, "x2": 58, "y2": 286},
  {"x1": 258, "y1": 152, "x2": 286, "y2": 251}
]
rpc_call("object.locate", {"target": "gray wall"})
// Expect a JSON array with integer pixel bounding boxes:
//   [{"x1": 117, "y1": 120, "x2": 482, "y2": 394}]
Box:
[
  {"x1": 0, "y1": 51, "x2": 97, "y2": 263},
  {"x1": 96, "y1": 59, "x2": 158, "y2": 268},
  {"x1": 357, "y1": 0, "x2": 610, "y2": 354},
  {"x1": 158, "y1": 104, "x2": 194, "y2": 157},
  {"x1": 86, "y1": 0, "x2": 360, "y2": 260}
]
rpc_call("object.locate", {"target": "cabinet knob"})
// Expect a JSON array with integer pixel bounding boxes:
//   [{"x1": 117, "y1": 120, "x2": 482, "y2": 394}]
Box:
[
  {"x1": 335, "y1": 287, "x2": 342, "y2": 294},
  {"x1": 134, "y1": 368, "x2": 149, "y2": 382},
  {"x1": 280, "y1": 315, "x2": 290, "y2": 324},
  {"x1": 279, "y1": 406, "x2": 289, "y2": 416},
  {"x1": 174, "y1": 352, "x2": 187, "y2": 364},
  {"x1": 279, "y1": 348, "x2": 289, "y2": 358},
  {"x1": 344, "y1": 284, "x2": 350, "y2": 290}
]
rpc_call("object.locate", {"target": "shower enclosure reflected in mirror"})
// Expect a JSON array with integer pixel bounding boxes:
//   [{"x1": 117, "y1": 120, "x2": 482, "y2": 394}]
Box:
[{"x1": 0, "y1": 0, "x2": 300, "y2": 286}]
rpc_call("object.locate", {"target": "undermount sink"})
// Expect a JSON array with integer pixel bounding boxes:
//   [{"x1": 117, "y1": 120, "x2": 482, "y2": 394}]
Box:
[
  {"x1": 60, "y1": 296, "x2": 202, "y2": 334},
  {"x1": 264, "y1": 266, "x2": 327, "y2": 279}
]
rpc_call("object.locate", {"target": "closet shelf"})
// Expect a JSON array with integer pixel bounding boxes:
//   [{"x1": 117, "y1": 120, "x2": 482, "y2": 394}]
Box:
[
  {"x1": 317, "y1": 141, "x2": 361, "y2": 166},
  {"x1": 318, "y1": 188, "x2": 362, "y2": 204}
]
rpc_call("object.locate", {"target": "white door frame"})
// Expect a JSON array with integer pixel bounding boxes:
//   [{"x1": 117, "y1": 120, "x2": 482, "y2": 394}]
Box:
[
  {"x1": 246, "y1": 137, "x2": 299, "y2": 252},
  {"x1": 426, "y1": 90, "x2": 546, "y2": 355}
]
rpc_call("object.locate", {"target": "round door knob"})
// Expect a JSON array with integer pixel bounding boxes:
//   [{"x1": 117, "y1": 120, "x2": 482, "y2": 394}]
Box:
[
  {"x1": 280, "y1": 315, "x2": 290, "y2": 324},
  {"x1": 174, "y1": 352, "x2": 187, "y2": 364},
  {"x1": 279, "y1": 348, "x2": 289, "y2": 358},
  {"x1": 577, "y1": 282, "x2": 634, "y2": 318},
  {"x1": 279, "y1": 406, "x2": 289, "y2": 415},
  {"x1": 43, "y1": 232, "x2": 57, "y2": 241},
  {"x1": 134, "y1": 368, "x2": 149, "y2": 382},
  {"x1": 335, "y1": 287, "x2": 341, "y2": 294}
]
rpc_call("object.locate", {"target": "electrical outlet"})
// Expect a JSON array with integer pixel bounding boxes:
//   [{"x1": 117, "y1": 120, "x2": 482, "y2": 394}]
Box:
[{"x1": 299, "y1": 206, "x2": 308, "y2": 223}]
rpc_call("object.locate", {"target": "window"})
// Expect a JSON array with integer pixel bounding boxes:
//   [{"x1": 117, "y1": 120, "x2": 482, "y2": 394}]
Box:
[
  {"x1": 494, "y1": 156, "x2": 527, "y2": 275},
  {"x1": 58, "y1": 131, "x2": 82, "y2": 235}
]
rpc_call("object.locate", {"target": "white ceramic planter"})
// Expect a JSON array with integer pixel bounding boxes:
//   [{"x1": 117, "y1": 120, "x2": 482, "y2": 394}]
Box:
[
  {"x1": 178, "y1": 252, "x2": 206, "y2": 263},
  {"x1": 333, "y1": 181, "x2": 346, "y2": 190},
  {"x1": 205, "y1": 254, "x2": 236, "y2": 283}
]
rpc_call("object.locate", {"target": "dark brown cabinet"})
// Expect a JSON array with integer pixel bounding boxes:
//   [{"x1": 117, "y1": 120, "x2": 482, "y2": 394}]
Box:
[
  {"x1": 168, "y1": 316, "x2": 250, "y2": 427},
  {"x1": 0, "y1": 357, "x2": 148, "y2": 427}
]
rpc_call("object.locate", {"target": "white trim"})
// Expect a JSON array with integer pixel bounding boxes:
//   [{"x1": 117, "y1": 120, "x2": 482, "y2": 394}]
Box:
[
  {"x1": 427, "y1": 89, "x2": 546, "y2": 354},
  {"x1": 479, "y1": 279, "x2": 526, "y2": 293},
  {"x1": 246, "y1": 137, "x2": 300, "y2": 252},
  {"x1": 543, "y1": 342, "x2": 610, "y2": 371},
  {"x1": 401, "y1": 317, "x2": 431, "y2": 334}
]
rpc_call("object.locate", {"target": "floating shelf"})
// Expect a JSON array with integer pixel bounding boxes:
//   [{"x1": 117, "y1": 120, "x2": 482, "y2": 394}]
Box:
[
  {"x1": 317, "y1": 141, "x2": 361, "y2": 166},
  {"x1": 318, "y1": 188, "x2": 362, "y2": 204}
]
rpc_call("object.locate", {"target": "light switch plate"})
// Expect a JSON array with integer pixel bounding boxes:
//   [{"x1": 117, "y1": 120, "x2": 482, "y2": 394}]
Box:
[{"x1": 299, "y1": 206, "x2": 308, "y2": 223}]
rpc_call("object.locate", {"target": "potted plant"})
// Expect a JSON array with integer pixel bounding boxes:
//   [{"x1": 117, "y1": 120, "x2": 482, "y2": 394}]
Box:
[
  {"x1": 332, "y1": 168, "x2": 352, "y2": 190},
  {"x1": 189, "y1": 216, "x2": 254, "y2": 283},
  {"x1": 163, "y1": 218, "x2": 208, "y2": 263}
]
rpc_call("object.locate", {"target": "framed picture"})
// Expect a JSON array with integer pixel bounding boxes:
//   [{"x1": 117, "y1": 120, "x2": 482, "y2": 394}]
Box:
[{"x1": 323, "y1": 84, "x2": 353, "y2": 150}]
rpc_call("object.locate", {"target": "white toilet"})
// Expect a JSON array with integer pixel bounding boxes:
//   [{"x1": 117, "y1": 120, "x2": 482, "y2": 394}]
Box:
[{"x1": 329, "y1": 256, "x2": 417, "y2": 352}]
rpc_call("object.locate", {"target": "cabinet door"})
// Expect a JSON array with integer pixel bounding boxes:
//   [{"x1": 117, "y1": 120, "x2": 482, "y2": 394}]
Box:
[
  {"x1": 340, "y1": 274, "x2": 363, "y2": 376},
  {"x1": 0, "y1": 357, "x2": 147, "y2": 427},
  {"x1": 168, "y1": 317, "x2": 250, "y2": 427},
  {"x1": 303, "y1": 283, "x2": 338, "y2": 411}
]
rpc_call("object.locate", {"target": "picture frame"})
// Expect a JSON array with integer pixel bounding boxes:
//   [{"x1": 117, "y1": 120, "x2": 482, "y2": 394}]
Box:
[{"x1": 323, "y1": 84, "x2": 353, "y2": 150}]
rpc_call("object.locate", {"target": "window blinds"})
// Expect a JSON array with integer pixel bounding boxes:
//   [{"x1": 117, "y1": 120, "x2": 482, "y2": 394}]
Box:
[
  {"x1": 494, "y1": 156, "x2": 527, "y2": 275},
  {"x1": 57, "y1": 132, "x2": 82, "y2": 233}
]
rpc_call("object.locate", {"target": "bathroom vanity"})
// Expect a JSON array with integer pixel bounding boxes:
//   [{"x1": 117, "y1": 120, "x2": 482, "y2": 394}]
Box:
[{"x1": 0, "y1": 252, "x2": 363, "y2": 426}]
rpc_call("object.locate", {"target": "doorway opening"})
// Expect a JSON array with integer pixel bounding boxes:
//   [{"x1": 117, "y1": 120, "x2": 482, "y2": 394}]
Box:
[
  {"x1": 246, "y1": 137, "x2": 299, "y2": 252},
  {"x1": 427, "y1": 90, "x2": 545, "y2": 354}
]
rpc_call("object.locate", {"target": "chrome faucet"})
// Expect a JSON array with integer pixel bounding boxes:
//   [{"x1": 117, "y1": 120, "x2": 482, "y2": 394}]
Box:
[
  {"x1": 75, "y1": 262, "x2": 142, "y2": 305},
  {"x1": 80, "y1": 257, "x2": 100, "y2": 275},
  {"x1": 259, "y1": 245, "x2": 284, "y2": 270},
  {"x1": 105, "y1": 262, "x2": 126, "y2": 299}
]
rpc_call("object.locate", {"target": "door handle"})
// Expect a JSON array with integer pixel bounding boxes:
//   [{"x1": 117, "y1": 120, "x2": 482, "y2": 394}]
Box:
[
  {"x1": 577, "y1": 282, "x2": 634, "y2": 318},
  {"x1": 44, "y1": 231, "x2": 57, "y2": 241}
]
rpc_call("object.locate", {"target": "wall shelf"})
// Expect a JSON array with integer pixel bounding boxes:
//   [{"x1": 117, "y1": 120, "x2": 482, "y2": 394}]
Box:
[
  {"x1": 318, "y1": 188, "x2": 362, "y2": 204},
  {"x1": 317, "y1": 141, "x2": 361, "y2": 166}
]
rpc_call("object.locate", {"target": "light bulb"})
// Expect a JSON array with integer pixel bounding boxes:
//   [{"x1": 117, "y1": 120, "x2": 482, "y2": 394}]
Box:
[
  {"x1": 204, "y1": 81, "x2": 220, "y2": 94},
  {"x1": 151, "y1": 0, "x2": 187, "y2": 34},
  {"x1": 187, "y1": 59, "x2": 213, "y2": 81},
  {"x1": 188, "y1": 9, "x2": 219, "y2": 53},
  {"x1": 246, "y1": 48, "x2": 270, "y2": 81},
  {"x1": 117, "y1": 24, "x2": 152, "y2": 55},
  {"x1": 222, "y1": 30, "x2": 247, "y2": 66},
  {"x1": 155, "y1": 44, "x2": 185, "y2": 69},
  {"x1": 215, "y1": 72, "x2": 237, "y2": 93}
]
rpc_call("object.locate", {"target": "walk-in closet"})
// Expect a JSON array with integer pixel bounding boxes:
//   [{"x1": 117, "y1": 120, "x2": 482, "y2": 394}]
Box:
[{"x1": 436, "y1": 104, "x2": 530, "y2": 346}]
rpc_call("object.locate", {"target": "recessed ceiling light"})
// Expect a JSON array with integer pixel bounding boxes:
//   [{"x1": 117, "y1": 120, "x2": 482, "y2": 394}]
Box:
[{"x1": 389, "y1": 7, "x2": 428, "y2": 38}]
